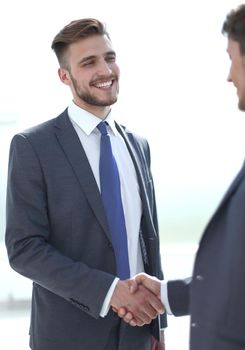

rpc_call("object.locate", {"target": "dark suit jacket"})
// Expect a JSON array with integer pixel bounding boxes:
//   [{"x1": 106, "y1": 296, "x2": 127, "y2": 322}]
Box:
[
  {"x1": 5, "y1": 109, "x2": 165, "y2": 350},
  {"x1": 167, "y1": 161, "x2": 245, "y2": 350}
]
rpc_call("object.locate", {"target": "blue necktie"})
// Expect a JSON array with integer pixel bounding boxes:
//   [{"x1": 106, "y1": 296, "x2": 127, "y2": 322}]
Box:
[{"x1": 97, "y1": 121, "x2": 130, "y2": 279}]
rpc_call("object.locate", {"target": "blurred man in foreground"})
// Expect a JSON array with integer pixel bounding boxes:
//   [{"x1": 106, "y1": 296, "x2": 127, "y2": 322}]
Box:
[{"x1": 119, "y1": 4, "x2": 245, "y2": 350}]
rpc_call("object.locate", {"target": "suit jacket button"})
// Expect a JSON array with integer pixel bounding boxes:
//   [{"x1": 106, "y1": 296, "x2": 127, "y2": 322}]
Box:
[
  {"x1": 108, "y1": 242, "x2": 113, "y2": 249},
  {"x1": 196, "y1": 275, "x2": 204, "y2": 281},
  {"x1": 191, "y1": 322, "x2": 197, "y2": 328}
]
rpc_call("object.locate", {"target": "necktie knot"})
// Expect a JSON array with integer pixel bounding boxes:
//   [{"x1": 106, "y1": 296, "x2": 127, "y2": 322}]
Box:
[{"x1": 97, "y1": 121, "x2": 108, "y2": 136}]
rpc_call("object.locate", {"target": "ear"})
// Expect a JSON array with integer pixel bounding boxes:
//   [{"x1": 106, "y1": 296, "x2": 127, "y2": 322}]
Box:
[{"x1": 58, "y1": 68, "x2": 71, "y2": 86}]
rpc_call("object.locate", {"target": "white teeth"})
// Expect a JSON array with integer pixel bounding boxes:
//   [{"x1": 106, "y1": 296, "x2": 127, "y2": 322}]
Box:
[{"x1": 95, "y1": 81, "x2": 112, "y2": 88}]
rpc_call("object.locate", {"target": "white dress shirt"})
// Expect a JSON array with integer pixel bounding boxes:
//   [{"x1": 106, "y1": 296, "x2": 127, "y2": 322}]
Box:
[
  {"x1": 160, "y1": 281, "x2": 172, "y2": 315},
  {"x1": 68, "y1": 101, "x2": 144, "y2": 315}
]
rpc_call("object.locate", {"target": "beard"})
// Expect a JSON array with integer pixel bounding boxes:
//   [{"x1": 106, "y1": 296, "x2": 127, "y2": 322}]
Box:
[
  {"x1": 70, "y1": 73, "x2": 119, "y2": 107},
  {"x1": 238, "y1": 98, "x2": 245, "y2": 111}
]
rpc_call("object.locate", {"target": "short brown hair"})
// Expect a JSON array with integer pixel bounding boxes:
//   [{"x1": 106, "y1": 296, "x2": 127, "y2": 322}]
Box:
[
  {"x1": 222, "y1": 4, "x2": 245, "y2": 54},
  {"x1": 51, "y1": 18, "x2": 110, "y2": 68}
]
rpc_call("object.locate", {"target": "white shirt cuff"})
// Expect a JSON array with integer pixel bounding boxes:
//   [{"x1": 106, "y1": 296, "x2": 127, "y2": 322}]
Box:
[
  {"x1": 160, "y1": 281, "x2": 172, "y2": 315},
  {"x1": 100, "y1": 278, "x2": 119, "y2": 317}
]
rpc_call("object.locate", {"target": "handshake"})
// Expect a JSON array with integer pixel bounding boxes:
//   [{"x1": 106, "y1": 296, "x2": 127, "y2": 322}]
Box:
[{"x1": 110, "y1": 273, "x2": 164, "y2": 327}]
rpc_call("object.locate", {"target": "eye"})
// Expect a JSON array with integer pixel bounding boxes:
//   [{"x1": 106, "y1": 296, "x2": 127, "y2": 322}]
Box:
[
  {"x1": 106, "y1": 55, "x2": 116, "y2": 63},
  {"x1": 83, "y1": 61, "x2": 94, "y2": 67}
]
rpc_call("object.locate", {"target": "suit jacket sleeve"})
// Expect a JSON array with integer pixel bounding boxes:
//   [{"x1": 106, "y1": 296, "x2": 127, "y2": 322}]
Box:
[
  {"x1": 167, "y1": 277, "x2": 191, "y2": 316},
  {"x1": 5, "y1": 133, "x2": 115, "y2": 319}
]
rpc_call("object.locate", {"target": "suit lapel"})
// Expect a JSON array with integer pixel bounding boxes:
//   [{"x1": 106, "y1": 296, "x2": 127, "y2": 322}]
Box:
[
  {"x1": 115, "y1": 123, "x2": 150, "y2": 206},
  {"x1": 53, "y1": 111, "x2": 110, "y2": 239},
  {"x1": 116, "y1": 123, "x2": 158, "y2": 272},
  {"x1": 204, "y1": 160, "x2": 245, "y2": 233},
  {"x1": 215, "y1": 161, "x2": 245, "y2": 212}
]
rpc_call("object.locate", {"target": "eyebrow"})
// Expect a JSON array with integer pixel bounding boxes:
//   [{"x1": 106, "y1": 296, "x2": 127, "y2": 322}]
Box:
[
  {"x1": 79, "y1": 55, "x2": 96, "y2": 65},
  {"x1": 105, "y1": 50, "x2": 116, "y2": 56},
  {"x1": 79, "y1": 51, "x2": 116, "y2": 65}
]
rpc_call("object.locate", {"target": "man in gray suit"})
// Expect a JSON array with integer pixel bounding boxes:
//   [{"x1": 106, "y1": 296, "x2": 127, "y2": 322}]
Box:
[
  {"x1": 118, "y1": 4, "x2": 245, "y2": 350},
  {"x1": 5, "y1": 19, "x2": 165, "y2": 350}
]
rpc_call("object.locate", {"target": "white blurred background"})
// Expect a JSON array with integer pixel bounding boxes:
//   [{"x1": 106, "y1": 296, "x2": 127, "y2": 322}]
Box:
[{"x1": 0, "y1": 0, "x2": 244, "y2": 348}]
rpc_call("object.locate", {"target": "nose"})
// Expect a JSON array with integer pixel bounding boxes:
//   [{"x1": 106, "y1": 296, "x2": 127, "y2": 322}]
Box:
[
  {"x1": 227, "y1": 68, "x2": 232, "y2": 82},
  {"x1": 98, "y1": 60, "x2": 112, "y2": 75}
]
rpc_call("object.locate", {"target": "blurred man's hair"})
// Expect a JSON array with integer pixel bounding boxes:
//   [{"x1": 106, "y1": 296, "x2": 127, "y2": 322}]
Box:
[{"x1": 222, "y1": 4, "x2": 245, "y2": 54}]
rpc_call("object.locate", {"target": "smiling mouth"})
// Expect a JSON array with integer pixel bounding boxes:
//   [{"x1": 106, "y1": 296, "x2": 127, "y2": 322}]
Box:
[{"x1": 92, "y1": 80, "x2": 114, "y2": 89}]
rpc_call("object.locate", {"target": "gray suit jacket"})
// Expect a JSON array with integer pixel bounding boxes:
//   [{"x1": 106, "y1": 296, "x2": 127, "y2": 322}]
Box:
[
  {"x1": 168, "y1": 161, "x2": 245, "y2": 350},
  {"x1": 5, "y1": 109, "x2": 165, "y2": 350}
]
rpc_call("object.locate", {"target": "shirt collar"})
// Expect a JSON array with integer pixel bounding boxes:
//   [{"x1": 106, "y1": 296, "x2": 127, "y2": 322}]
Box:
[{"x1": 68, "y1": 101, "x2": 117, "y2": 136}]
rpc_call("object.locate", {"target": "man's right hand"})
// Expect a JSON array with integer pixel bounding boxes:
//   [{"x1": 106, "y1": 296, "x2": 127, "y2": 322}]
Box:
[
  {"x1": 130, "y1": 273, "x2": 161, "y2": 297},
  {"x1": 114, "y1": 273, "x2": 163, "y2": 326},
  {"x1": 110, "y1": 278, "x2": 164, "y2": 326}
]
